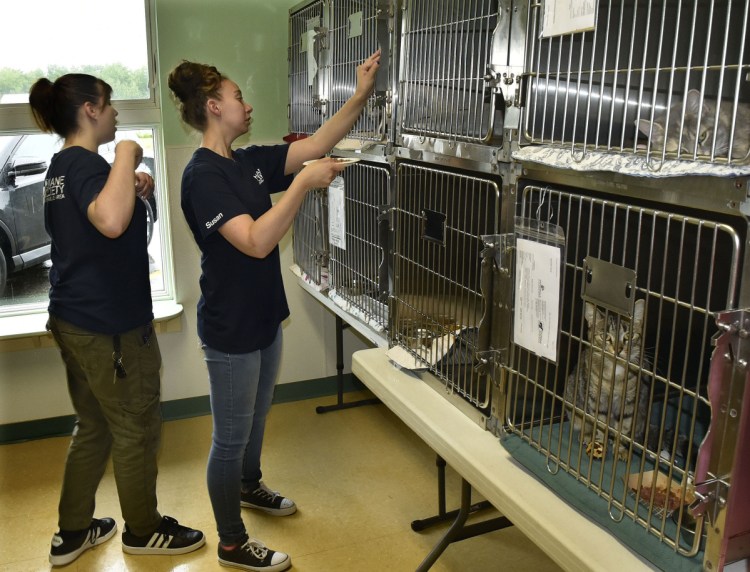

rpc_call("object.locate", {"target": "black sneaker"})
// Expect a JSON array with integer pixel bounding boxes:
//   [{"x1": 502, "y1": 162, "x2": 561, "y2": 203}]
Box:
[
  {"x1": 49, "y1": 517, "x2": 117, "y2": 566},
  {"x1": 218, "y1": 538, "x2": 291, "y2": 571},
  {"x1": 240, "y1": 482, "x2": 297, "y2": 516},
  {"x1": 121, "y1": 515, "x2": 205, "y2": 555}
]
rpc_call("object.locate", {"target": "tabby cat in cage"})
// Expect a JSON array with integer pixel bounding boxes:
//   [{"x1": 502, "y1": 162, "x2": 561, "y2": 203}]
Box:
[
  {"x1": 564, "y1": 300, "x2": 650, "y2": 460},
  {"x1": 637, "y1": 89, "x2": 750, "y2": 161}
]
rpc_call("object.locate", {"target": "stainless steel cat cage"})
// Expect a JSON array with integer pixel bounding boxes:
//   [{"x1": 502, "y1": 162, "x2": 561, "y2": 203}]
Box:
[
  {"x1": 293, "y1": 188, "x2": 329, "y2": 287},
  {"x1": 396, "y1": 0, "x2": 513, "y2": 162},
  {"x1": 495, "y1": 167, "x2": 748, "y2": 569},
  {"x1": 519, "y1": 0, "x2": 750, "y2": 167},
  {"x1": 326, "y1": 0, "x2": 399, "y2": 151},
  {"x1": 289, "y1": 0, "x2": 328, "y2": 137},
  {"x1": 390, "y1": 161, "x2": 501, "y2": 415},
  {"x1": 289, "y1": 0, "x2": 399, "y2": 149},
  {"x1": 327, "y1": 158, "x2": 391, "y2": 332}
]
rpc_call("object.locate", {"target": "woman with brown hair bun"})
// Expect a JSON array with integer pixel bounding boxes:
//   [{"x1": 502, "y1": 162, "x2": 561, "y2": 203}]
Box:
[
  {"x1": 168, "y1": 50, "x2": 380, "y2": 572},
  {"x1": 29, "y1": 73, "x2": 205, "y2": 567}
]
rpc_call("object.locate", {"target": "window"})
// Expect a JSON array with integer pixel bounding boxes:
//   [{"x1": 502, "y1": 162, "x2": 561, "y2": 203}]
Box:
[
  {"x1": 0, "y1": 0, "x2": 171, "y2": 317},
  {"x1": 0, "y1": 0, "x2": 152, "y2": 104}
]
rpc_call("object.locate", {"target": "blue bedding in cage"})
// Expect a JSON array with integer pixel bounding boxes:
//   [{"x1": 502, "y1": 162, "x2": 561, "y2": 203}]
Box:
[{"x1": 502, "y1": 420, "x2": 704, "y2": 572}]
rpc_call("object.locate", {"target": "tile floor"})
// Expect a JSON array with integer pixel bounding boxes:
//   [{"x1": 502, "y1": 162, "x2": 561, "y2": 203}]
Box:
[{"x1": 0, "y1": 391, "x2": 562, "y2": 571}]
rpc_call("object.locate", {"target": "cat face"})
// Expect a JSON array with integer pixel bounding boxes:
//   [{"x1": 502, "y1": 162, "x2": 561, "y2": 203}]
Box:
[
  {"x1": 637, "y1": 89, "x2": 749, "y2": 159},
  {"x1": 584, "y1": 299, "x2": 645, "y2": 362}
]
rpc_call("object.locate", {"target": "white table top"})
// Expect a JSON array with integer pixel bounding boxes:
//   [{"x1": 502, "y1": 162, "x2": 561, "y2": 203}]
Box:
[
  {"x1": 352, "y1": 347, "x2": 655, "y2": 572},
  {"x1": 289, "y1": 264, "x2": 388, "y2": 349}
]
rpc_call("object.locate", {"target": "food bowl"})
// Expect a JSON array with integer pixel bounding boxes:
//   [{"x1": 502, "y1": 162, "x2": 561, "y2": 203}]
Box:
[{"x1": 672, "y1": 509, "x2": 706, "y2": 552}]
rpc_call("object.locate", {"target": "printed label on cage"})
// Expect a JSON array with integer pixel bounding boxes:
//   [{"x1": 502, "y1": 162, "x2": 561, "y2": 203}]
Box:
[
  {"x1": 513, "y1": 238, "x2": 561, "y2": 361},
  {"x1": 541, "y1": 0, "x2": 596, "y2": 38},
  {"x1": 328, "y1": 176, "x2": 346, "y2": 250}
]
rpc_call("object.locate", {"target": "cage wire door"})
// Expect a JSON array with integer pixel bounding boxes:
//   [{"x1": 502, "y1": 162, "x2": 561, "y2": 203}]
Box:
[
  {"x1": 293, "y1": 188, "x2": 329, "y2": 287},
  {"x1": 521, "y1": 0, "x2": 750, "y2": 167},
  {"x1": 327, "y1": 160, "x2": 391, "y2": 331},
  {"x1": 327, "y1": 0, "x2": 392, "y2": 143},
  {"x1": 391, "y1": 161, "x2": 501, "y2": 413},
  {"x1": 399, "y1": 0, "x2": 506, "y2": 144},
  {"x1": 289, "y1": 0, "x2": 328, "y2": 137},
  {"x1": 501, "y1": 181, "x2": 744, "y2": 559}
]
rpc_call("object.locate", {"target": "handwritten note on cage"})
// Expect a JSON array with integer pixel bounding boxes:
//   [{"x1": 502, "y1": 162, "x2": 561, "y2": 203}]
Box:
[
  {"x1": 542, "y1": 0, "x2": 597, "y2": 38},
  {"x1": 513, "y1": 238, "x2": 561, "y2": 361},
  {"x1": 328, "y1": 176, "x2": 346, "y2": 250}
]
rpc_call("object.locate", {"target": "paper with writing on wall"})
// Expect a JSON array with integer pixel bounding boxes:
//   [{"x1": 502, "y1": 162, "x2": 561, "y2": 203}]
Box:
[
  {"x1": 513, "y1": 238, "x2": 561, "y2": 362},
  {"x1": 542, "y1": 0, "x2": 597, "y2": 38},
  {"x1": 328, "y1": 176, "x2": 346, "y2": 250}
]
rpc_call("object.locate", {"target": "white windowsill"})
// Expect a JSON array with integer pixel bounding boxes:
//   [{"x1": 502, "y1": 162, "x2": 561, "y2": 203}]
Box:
[{"x1": 0, "y1": 300, "x2": 184, "y2": 352}]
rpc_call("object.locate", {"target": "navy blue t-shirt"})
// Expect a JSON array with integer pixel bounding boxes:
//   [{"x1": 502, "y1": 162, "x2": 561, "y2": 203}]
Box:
[
  {"x1": 181, "y1": 145, "x2": 294, "y2": 353},
  {"x1": 44, "y1": 146, "x2": 152, "y2": 334}
]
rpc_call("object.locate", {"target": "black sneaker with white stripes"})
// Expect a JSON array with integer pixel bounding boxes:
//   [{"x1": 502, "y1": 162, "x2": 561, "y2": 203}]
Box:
[
  {"x1": 218, "y1": 537, "x2": 291, "y2": 572},
  {"x1": 49, "y1": 517, "x2": 117, "y2": 566},
  {"x1": 121, "y1": 515, "x2": 205, "y2": 555}
]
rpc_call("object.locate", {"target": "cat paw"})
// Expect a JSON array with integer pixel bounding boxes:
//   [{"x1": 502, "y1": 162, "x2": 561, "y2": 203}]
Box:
[
  {"x1": 586, "y1": 441, "x2": 604, "y2": 459},
  {"x1": 617, "y1": 447, "x2": 629, "y2": 461}
]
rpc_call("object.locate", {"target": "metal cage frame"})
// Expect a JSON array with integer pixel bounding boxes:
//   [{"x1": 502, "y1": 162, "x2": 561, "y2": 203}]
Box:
[
  {"x1": 493, "y1": 166, "x2": 749, "y2": 569},
  {"x1": 519, "y1": 0, "x2": 750, "y2": 169},
  {"x1": 390, "y1": 159, "x2": 502, "y2": 417},
  {"x1": 327, "y1": 157, "x2": 392, "y2": 332}
]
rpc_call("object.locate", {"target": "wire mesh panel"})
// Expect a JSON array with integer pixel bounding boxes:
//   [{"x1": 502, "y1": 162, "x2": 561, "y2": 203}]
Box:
[
  {"x1": 328, "y1": 0, "x2": 388, "y2": 141},
  {"x1": 399, "y1": 0, "x2": 504, "y2": 143},
  {"x1": 328, "y1": 161, "x2": 390, "y2": 331},
  {"x1": 293, "y1": 188, "x2": 329, "y2": 287},
  {"x1": 522, "y1": 0, "x2": 750, "y2": 166},
  {"x1": 503, "y1": 182, "x2": 744, "y2": 558},
  {"x1": 391, "y1": 162, "x2": 501, "y2": 411},
  {"x1": 289, "y1": 0, "x2": 326, "y2": 136}
]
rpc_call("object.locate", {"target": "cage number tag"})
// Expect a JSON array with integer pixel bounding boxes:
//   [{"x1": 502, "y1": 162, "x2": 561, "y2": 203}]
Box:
[
  {"x1": 513, "y1": 238, "x2": 561, "y2": 362},
  {"x1": 349, "y1": 12, "x2": 363, "y2": 38},
  {"x1": 328, "y1": 176, "x2": 346, "y2": 250},
  {"x1": 542, "y1": 0, "x2": 597, "y2": 38}
]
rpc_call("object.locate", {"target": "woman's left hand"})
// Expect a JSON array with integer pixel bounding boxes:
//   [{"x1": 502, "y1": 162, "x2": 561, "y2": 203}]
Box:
[
  {"x1": 135, "y1": 171, "x2": 155, "y2": 200},
  {"x1": 354, "y1": 50, "x2": 381, "y2": 102}
]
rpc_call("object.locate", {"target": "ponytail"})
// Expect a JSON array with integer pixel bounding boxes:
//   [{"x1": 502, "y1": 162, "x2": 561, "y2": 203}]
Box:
[{"x1": 28, "y1": 74, "x2": 112, "y2": 138}]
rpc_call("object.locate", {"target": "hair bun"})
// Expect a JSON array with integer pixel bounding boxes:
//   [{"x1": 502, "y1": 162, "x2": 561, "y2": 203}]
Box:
[{"x1": 168, "y1": 61, "x2": 203, "y2": 102}]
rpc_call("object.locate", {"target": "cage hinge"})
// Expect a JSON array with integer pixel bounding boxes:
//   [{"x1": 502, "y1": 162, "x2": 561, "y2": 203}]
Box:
[
  {"x1": 313, "y1": 97, "x2": 328, "y2": 112},
  {"x1": 376, "y1": 0, "x2": 394, "y2": 18},
  {"x1": 313, "y1": 26, "x2": 328, "y2": 50},
  {"x1": 378, "y1": 205, "x2": 395, "y2": 230},
  {"x1": 313, "y1": 250, "x2": 329, "y2": 267}
]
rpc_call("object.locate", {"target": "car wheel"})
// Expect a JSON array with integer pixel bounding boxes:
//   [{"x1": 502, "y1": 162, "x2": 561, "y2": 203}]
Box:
[{"x1": 0, "y1": 252, "x2": 7, "y2": 298}]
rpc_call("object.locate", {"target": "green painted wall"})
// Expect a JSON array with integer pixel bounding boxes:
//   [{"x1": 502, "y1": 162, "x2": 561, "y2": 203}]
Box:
[{"x1": 155, "y1": 0, "x2": 291, "y2": 146}]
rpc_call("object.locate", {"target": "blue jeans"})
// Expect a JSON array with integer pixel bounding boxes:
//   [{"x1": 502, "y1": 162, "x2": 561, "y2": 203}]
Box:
[{"x1": 202, "y1": 325, "x2": 282, "y2": 545}]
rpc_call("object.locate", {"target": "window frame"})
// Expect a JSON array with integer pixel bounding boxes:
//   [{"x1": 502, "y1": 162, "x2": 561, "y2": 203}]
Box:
[{"x1": 0, "y1": 0, "x2": 176, "y2": 320}]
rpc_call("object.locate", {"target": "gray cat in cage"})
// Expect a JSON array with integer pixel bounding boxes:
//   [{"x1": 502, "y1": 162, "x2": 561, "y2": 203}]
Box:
[{"x1": 637, "y1": 89, "x2": 750, "y2": 161}]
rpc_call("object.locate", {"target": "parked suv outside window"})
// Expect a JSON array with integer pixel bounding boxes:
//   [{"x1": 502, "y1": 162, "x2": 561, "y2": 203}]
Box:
[{"x1": 0, "y1": 134, "x2": 60, "y2": 297}]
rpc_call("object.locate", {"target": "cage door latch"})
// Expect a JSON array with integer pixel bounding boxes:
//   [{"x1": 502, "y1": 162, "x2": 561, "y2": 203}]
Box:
[{"x1": 689, "y1": 475, "x2": 730, "y2": 526}]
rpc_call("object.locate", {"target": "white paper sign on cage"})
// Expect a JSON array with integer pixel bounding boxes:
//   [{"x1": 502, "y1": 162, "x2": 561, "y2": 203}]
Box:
[
  {"x1": 542, "y1": 0, "x2": 597, "y2": 38},
  {"x1": 513, "y1": 238, "x2": 561, "y2": 361},
  {"x1": 328, "y1": 176, "x2": 346, "y2": 250}
]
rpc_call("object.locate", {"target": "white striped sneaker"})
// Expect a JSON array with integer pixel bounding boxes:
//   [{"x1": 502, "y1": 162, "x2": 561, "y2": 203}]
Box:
[
  {"x1": 121, "y1": 515, "x2": 205, "y2": 555},
  {"x1": 49, "y1": 517, "x2": 117, "y2": 566}
]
